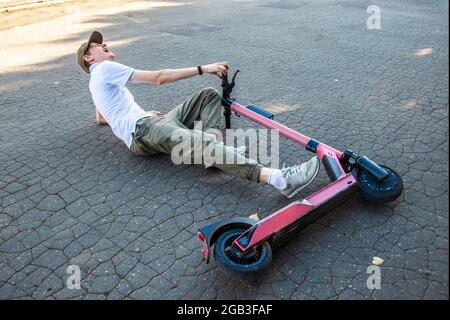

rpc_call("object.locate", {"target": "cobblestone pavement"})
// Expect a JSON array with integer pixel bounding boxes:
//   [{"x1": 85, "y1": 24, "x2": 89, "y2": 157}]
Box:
[{"x1": 0, "y1": 0, "x2": 448, "y2": 300}]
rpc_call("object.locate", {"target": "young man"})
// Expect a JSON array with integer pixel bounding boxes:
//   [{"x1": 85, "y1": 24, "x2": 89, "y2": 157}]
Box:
[{"x1": 76, "y1": 31, "x2": 319, "y2": 198}]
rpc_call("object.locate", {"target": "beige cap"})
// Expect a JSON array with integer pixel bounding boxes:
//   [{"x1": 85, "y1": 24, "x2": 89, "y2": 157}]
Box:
[{"x1": 76, "y1": 31, "x2": 103, "y2": 73}]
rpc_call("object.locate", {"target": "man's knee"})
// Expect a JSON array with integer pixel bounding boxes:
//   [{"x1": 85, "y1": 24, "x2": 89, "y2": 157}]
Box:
[{"x1": 201, "y1": 87, "x2": 220, "y2": 98}]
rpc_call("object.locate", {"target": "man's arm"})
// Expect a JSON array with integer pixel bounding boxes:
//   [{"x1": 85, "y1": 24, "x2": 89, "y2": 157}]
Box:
[
  {"x1": 129, "y1": 62, "x2": 229, "y2": 85},
  {"x1": 96, "y1": 108, "x2": 108, "y2": 125}
]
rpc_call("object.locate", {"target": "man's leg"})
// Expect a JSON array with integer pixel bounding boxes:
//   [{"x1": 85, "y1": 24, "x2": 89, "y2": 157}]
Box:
[
  {"x1": 136, "y1": 89, "x2": 319, "y2": 197},
  {"x1": 134, "y1": 118, "x2": 319, "y2": 197},
  {"x1": 168, "y1": 128, "x2": 263, "y2": 182},
  {"x1": 165, "y1": 87, "x2": 222, "y2": 131},
  {"x1": 204, "y1": 137, "x2": 264, "y2": 182}
]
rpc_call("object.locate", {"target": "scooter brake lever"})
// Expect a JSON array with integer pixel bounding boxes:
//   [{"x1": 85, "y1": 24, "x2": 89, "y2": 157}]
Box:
[{"x1": 231, "y1": 69, "x2": 240, "y2": 86}]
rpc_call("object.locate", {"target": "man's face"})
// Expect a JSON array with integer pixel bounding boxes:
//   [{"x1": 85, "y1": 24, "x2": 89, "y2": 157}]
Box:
[{"x1": 84, "y1": 42, "x2": 115, "y2": 65}]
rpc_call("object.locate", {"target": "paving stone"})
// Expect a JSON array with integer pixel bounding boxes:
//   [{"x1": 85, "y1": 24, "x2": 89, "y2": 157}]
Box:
[
  {"x1": 32, "y1": 273, "x2": 64, "y2": 299},
  {"x1": 129, "y1": 286, "x2": 162, "y2": 300},
  {"x1": 34, "y1": 250, "x2": 67, "y2": 270},
  {"x1": 84, "y1": 275, "x2": 120, "y2": 294},
  {"x1": 126, "y1": 263, "x2": 157, "y2": 290},
  {"x1": 36, "y1": 195, "x2": 66, "y2": 212}
]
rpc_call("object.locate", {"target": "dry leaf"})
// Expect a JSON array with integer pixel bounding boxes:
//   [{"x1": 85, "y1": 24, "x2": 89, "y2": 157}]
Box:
[{"x1": 372, "y1": 256, "x2": 384, "y2": 266}]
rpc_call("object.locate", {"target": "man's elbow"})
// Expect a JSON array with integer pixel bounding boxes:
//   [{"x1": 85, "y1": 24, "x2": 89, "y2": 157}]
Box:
[
  {"x1": 153, "y1": 70, "x2": 168, "y2": 85},
  {"x1": 154, "y1": 75, "x2": 164, "y2": 85}
]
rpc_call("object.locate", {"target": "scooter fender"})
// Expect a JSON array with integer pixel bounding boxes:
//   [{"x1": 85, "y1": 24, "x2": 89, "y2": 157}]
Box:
[{"x1": 197, "y1": 217, "x2": 257, "y2": 263}]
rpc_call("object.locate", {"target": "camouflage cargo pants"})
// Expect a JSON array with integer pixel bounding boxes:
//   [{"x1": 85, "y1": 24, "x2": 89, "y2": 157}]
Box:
[{"x1": 130, "y1": 87, "x2": 263, "y2": 182}]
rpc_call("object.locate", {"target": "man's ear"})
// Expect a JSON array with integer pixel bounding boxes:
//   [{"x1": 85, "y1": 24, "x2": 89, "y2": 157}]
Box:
[{"x1": 83, "y1": 54, "x2": 94, "y2": 65}]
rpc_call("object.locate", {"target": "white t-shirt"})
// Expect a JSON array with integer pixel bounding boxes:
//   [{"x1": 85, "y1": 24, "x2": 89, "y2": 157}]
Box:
[{"x1": 89, "y1": 61, "x2": 149, "y2": 148}]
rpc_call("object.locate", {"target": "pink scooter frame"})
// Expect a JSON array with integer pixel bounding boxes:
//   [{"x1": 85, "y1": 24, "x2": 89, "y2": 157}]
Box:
[{"x1": 197, "y1": 69, "x2": 402, "y2": 275}]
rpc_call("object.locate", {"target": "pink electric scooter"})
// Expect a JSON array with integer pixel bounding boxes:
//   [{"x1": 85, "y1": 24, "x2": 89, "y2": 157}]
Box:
[{"x1": 198, "y1": 69, "x2": 403, "y2": 277}]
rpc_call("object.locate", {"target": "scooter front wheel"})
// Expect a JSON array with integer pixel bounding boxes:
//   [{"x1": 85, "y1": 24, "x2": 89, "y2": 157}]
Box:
[
  {"x1": 357, "y1": 165, "x2": 403, "y2": 203},
  {"x1": 213, "y1": 228, "x2": 272, "y2": 278}
]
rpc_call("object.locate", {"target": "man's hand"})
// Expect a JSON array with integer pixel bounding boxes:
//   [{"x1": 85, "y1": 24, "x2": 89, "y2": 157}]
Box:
[
  {"x1": 96, "y1": 108, "x2": 108, "y2": 125},
  {"x1": 202, "y1": 61, "x2": 229, "y2": 79}
]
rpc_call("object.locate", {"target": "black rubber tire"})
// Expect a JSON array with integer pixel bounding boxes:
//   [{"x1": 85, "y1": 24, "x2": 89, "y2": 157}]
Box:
[
  {"x1": 357, "y1": 165, "x2": 403, "y2": 204},
  {"x1": 213, "y1": 228, "x2": 272, "y2": 278}
]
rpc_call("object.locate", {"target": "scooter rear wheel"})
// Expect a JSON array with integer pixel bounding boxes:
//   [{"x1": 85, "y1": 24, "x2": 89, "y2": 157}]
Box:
[
  {"x1": 356, "y1": 165, "x2": 403, "y2": 203},
  {"x1": 213, "y1": 228, "x2": 272, "y2": 278}
]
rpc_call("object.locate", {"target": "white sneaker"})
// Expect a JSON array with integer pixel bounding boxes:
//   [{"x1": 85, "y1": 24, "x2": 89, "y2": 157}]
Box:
[{"x1": 280, "y1": 156, "x2": 320, "y2": 198}]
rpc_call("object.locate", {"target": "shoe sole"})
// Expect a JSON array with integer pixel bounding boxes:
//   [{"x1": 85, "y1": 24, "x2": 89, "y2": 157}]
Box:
[{"x1": 285, "y1": 156, "x2": 321, "y2": 199}]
